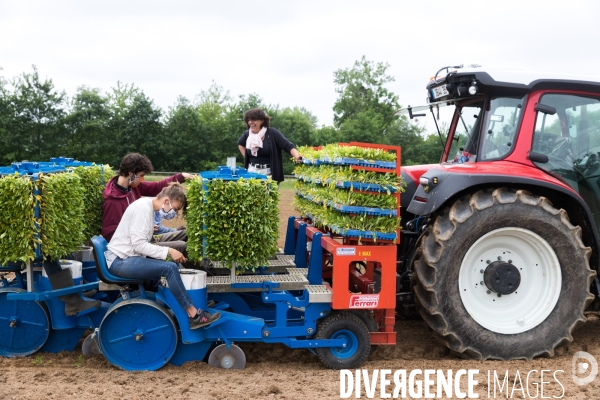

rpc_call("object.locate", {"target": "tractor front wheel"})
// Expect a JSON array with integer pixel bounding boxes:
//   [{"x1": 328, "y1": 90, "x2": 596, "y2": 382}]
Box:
[
  {"x1": 315, "y1": 312, "x2": 370, "y2": 369},
  {"x1": 413, "y1": 188, "x2": 595, "y2": 360}
]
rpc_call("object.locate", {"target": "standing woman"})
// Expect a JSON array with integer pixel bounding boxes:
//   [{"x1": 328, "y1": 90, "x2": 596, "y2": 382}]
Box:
[{"x1": 237, "y1": 108, "x2": 302, "y2": 183}]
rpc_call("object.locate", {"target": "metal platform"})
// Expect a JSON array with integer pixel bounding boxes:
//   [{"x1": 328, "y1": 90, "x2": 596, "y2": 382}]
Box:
[
  {"x1": 306, "y1": 285, "x2": 333, "y2": 303},
  {"x1": 207, "y1": 255, "x2": 298, "y2": 275},
  {"x1": 207, "y1": 273, "x2": 309, "y2": 292},
  {"x1": 286, "y1": 268, "x2": 308, "y2": 276}
]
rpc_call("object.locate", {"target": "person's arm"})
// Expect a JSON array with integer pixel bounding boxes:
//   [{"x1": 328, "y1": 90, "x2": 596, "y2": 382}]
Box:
[
  {"x1": 272, "y1": 128, "x2": 302, "y2": 161},
  {"x1": 139, "y1": 173, "x2": 187, "y2": 197},
  {"x1": 130, "y1": 208, "x2": 169, "y2": 260},
  {"x1": 290, "y1": 148, "x2": 302, "y2": 161},
  {"x1": 238, "y1": 144, "x2": 246, "y2": 157},
  {"x1": 155, "y1": 224, "x2": 175, "y2": 234}
]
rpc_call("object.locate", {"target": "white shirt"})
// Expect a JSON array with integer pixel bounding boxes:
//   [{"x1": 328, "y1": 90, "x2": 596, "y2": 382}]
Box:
[{"x1": 106, "y1": 197, "x2": 168, "y2": 266}]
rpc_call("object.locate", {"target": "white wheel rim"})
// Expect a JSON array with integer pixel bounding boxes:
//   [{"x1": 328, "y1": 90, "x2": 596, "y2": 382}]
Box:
[{"x1": 459, "y1": 227, "x2": 561, "y2": 334}]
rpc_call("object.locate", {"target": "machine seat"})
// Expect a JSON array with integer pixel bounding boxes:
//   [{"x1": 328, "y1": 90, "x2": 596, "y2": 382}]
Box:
[{"x1": 91, "y1": 235, "x2": 145, "y2": 285}]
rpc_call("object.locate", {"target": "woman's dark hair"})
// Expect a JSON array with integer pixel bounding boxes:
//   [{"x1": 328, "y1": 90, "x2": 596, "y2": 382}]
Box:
[
  {"x1": 243, "y1": 108, "x2": 271, "y2": 129},
  {"x1": 118, "y1": 153, "x2": 154, "y2": 177}
]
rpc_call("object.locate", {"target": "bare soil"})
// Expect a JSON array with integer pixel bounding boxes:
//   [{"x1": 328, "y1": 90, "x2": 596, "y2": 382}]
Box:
[{"x1": 4, "y1": 189, "x2": 600, "y2": 399}]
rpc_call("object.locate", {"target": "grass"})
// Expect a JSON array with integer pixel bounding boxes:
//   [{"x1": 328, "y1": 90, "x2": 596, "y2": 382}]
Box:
[
  {"x1": 278, "y1": 179, "x2": 296, "y2": 190},
  {"x1": 143, "y1": 174, "x2": 174, "y2": 182}
]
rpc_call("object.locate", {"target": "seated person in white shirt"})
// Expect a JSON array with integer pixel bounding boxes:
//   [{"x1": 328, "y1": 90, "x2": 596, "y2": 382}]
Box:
[{"x1": 105, "y1": 182, "x2": 219, "y2": 329}]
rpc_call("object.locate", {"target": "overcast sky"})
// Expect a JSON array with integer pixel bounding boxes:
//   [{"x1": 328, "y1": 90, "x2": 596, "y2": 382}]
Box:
[{"x1": 2, "y1": 0, "x2": 600, "y2": 135}]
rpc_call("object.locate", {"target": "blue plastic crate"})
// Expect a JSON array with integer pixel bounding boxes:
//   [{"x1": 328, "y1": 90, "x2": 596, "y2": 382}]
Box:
[
  {"x1": 200, "y1": 166, "x2": 268, "y2": 181},
  {"x1": 0, "y1": 162, "x2": 67, "y2": 176},
  {"x1": 330, "y1": 225, "x2": 397, "y2": 241},
  {"x1": 357, "y1": 160, "x2": 396, "y2": 169},
  {"x1": 329, "y1": 157, "x2": 396, "y2": 169},
  {"x1": 50, "y1": 157, "x2": 94, "y2": 167},
  {"x1": 302, "y1": 158, "x2": 323, "y2": 166},
  {"x1": 330, "y1": 203, "x2": 397, "y2": 217},
  {"x1": 334, "y1": 180, "x2": 398, "y2": 193}
]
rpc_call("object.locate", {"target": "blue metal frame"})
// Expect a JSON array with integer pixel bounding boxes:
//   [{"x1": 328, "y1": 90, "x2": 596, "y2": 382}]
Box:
[{"x1": 1, "y1": 165, "x2": 364, "y2": 370}]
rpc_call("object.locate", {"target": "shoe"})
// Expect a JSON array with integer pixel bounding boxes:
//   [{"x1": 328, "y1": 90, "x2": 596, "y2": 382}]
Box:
[
  {"x1": 207, "y1": 300, "x2": 215, "y2": 308},
  {"x1": 189, "y1": 310, "x2": 221, "y2": 330}
]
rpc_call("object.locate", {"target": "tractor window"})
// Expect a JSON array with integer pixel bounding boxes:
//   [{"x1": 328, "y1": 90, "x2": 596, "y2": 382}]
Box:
[
  {"x1": 448, "y1": 102, "x2": 484, "y2": 163},
  {"x1": 479, "y1": 96, "x2": 526, "y2": 161},
  {"x1": 532, "y1": 93, "x2": 600, "y2": 230}
]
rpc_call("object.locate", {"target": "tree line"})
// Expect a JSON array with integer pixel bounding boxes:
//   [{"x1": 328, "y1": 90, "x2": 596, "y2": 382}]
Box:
[{"x1": 0, "y1": 57, "x2": 443, "y2": 174}]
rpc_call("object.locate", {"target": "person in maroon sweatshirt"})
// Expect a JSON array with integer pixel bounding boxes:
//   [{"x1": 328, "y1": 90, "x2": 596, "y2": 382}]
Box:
[{"x1": 102, "y1": 153, "x2": 194, "y2": 242}]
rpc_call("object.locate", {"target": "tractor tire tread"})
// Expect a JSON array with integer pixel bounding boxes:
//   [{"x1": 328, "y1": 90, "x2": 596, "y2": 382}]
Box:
[{"x1": 412, "y1": 187, "x2": 596, "y2": 360}]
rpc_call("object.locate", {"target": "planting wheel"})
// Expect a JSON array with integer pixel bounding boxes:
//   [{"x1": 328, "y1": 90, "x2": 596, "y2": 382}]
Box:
[
  {"x1": 98, "y1": 298, "x2": 177, "y2": 371},
  {"x1": 82, "y1": 332, "x2": 101, "y2": 355},
  {"x1": 413, "y1": 188, "x2": 595, "y2": 360},
  {"x1": 315, "y1": 311, "x2": 370, "y2": 369},
  {"x1": 0, "y1": 288, "x2": 50, "y2": 357},
  {"x1": 207, "y1": 344, "x2": 246, "y2": 369}
]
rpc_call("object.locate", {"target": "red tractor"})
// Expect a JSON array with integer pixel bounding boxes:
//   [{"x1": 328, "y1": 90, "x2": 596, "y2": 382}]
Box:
[{"x1": 397, "y1": 64, "x2": 599, "y2": 360}]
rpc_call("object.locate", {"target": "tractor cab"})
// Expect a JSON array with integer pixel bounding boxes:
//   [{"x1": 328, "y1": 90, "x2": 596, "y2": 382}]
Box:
[{"x1": 399, "y1": 64, "x2": 600, "y2": 232}]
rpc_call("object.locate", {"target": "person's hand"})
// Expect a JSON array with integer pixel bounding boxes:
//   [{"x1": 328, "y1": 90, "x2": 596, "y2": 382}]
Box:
[
  {"x1": 176, "y1": 226, "x2": 186, "y2": 231},
  {"x1": 154, "y1": 225, "x2": 159, "y2": 233},
  {"x1": 168, "y1": 248, "x2": 187, "y2": 263},
  {"x1": 182, "y1": 173, "x2": 196, "y2": 180}
]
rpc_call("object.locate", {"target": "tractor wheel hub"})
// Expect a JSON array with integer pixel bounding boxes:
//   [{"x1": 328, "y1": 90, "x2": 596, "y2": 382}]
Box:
[{"x1": 484, "y1": 261, "x2": 521, "y2": 295}]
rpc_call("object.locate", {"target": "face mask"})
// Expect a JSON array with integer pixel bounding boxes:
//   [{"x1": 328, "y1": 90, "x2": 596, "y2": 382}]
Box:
[
  {"x1": 129, "y1": 174, "x2": 144, "y2": 188},
  {"x1": 159, "y1": 200, "x2": 178, "y2": 220}
]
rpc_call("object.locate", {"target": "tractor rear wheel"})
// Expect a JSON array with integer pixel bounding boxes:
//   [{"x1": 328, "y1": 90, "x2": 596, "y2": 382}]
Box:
[{"x1": 412, "y1": 188, "x2": 596, "y2": 360}]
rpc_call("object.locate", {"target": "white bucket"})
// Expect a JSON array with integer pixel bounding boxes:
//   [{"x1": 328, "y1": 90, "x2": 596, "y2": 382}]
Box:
[
  {"x1": 179, "y1": 269, "x2": 206, "y2": 290},
  {"x1": 42, "y1": 260, "x2": 83, "y2": 279}
]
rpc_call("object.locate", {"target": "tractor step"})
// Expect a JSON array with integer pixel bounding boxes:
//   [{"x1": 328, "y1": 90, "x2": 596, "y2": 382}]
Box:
[
  {"x1": 206, "y1": 273, "x2": 309, "y2": 292},
  {"x1": 306, "y1": 285, "x2": 332, "y2": 303}
]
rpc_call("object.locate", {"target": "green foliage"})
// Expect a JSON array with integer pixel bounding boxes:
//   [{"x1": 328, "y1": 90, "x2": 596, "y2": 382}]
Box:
[
  {"x1": 31, "y1": 355, "x2": 44, "y2": 365},
  {"x1": 298, "y1": 143, "x2": 397, "y2": 162},
  {"x1": 187, "y1": 178, "x2": 279, "y2": 272},
  {"x1": 333, "y1": 56, "x2": 400, "y2": 144},
  {"x1": 312, "y1": 125, "x2": 344, "y2": 145},
  {"x1": 164, "y1": 84, "x2": 241, "y2": 173},
  {"x1": 293, "y1": 143, "x2": 402, "y2": 241},
  {"x1": 39, "y1": 172, "x2": 86, "y2": 260},
  {"x1": 0, "y1": 165, "x2": 104, "y2": 264},
  {"x1": 295, "y1": 181, "x2": 397, "y2": 209},
  {"x1": 63, "y1": 87, "x2": 111, "y2": 163},
  {"x1": 71, "y1": 165, "x2": 108, "y2": 241},
  {"x1": 185, "y1": 178, "x2": 205, "y2": 262},
  {"x1": 3, "y1": 65, "x2": 66, "y2": 165},
  {"x1": 0, "y1": 174, "x2": 36, "y2": 264},
  {"x1": 0, "y1": 62, "x2": 440, "y2": 173},
  {"x1": 294, "y1": 164, "x2": 402, "y2": 192},
  {"x1": 74, "y1": 354, "x2": 85, "y2": 368},
  {"x1": 120, "y1": 93, "x2": 165, "y2": 169},
  {"x1": 293, "y1": 197, "x2": 399, "y2": 237}
]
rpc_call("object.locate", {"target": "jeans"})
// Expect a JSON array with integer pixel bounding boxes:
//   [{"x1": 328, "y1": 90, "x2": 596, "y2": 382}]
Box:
[{"x1": 110, "y1": 256, "x2": 193, "y2": 310}]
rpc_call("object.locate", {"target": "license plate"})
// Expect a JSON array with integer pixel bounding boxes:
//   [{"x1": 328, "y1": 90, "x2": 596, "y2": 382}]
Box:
[{"x1": 431, "y1": 84, "x2": 449, "y2": 99}]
